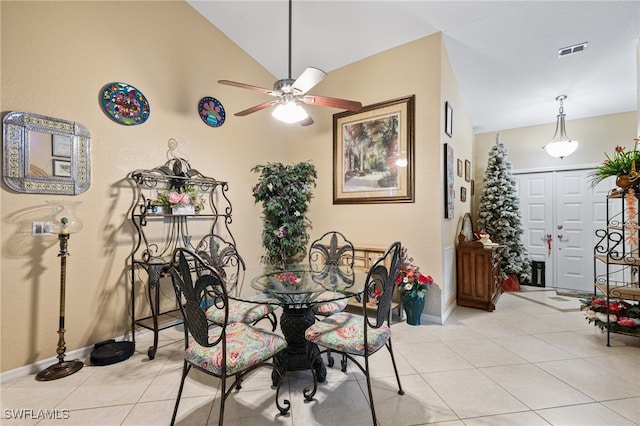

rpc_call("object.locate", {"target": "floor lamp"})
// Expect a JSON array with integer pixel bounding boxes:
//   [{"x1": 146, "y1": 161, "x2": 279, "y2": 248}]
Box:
[{"x1": 36, "y1": 201, "x2": 83, "y2": 381}]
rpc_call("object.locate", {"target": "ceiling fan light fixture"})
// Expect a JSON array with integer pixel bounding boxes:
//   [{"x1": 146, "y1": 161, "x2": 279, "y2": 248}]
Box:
[
  {"x1": 543, "y1": 95, "x2": 579, "y2": 159},
  {"x1": 271, "y1": 101, "x2": 309, "y2": 124}
]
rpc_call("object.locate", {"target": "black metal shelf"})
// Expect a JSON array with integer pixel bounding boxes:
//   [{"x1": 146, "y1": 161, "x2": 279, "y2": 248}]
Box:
[
  {"x1": 593, "y1": 189, "x2": 640, "y2": 345},
  {"x1": 128, "y1": 157, "x2": 234, "y2": 359}
]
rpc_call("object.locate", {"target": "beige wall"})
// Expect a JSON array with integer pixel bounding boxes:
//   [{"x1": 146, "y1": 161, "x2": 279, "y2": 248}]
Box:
[
  {"x1": 0, "y1": 1, "x2": 286, "y2": 373},
  {"x1": 1, "y1": 1, "x2": 471, "y2": 373},
  {"x1": 285, "y1": 34, "x2": 473, "y2": 320},
  {"x1": 473, "y1": 112, "x2": 638, "y2": 213},
  {"x1": 476, "y1": 112, "x2": 637, "y2": 172}
]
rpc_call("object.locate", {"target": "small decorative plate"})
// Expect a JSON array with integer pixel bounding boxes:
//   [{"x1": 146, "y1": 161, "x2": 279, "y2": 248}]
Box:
[
  {"x1": 198, "y1": 97, "x2": 225, "y2": 127},
  {"x1": 100, "y1": 82, "x2": 150, "y2": 126}
]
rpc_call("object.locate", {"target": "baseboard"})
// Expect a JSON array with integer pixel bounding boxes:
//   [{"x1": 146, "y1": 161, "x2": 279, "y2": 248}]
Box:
[{"x1": 0, "y1": 334, "x2": 136, "y2": 384}]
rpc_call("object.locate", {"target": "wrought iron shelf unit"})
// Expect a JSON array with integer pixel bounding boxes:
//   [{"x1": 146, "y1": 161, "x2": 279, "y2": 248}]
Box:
[
  {"x1": 128, "y1": 158, "x2": 233, "y2": 359},
  {"x1": 593, "y1": 189, "x2": 640, "y2": 346}
]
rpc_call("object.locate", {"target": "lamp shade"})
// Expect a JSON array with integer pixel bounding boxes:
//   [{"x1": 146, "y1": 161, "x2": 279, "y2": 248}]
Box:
[
  {"x1": 271, "y1": 101, "x2": 309, "y2": 124},
  {"x1": 47, "y1": 200, "x2": 83, "y2": 234},
  {"x1": 544, "y1": 139, "x2": 579, "y2": 159},
  {"x1": 543, "y1": 95, "x2": 578, "y2": 159},
  {"x1": 543, "y1": 114, "x2": 579, "y2": 159}
]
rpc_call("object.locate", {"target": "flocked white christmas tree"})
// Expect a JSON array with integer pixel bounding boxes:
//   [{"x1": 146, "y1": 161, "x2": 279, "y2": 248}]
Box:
[{"x1": 478, "y1": 133, "x2": 531, "y2": 284}]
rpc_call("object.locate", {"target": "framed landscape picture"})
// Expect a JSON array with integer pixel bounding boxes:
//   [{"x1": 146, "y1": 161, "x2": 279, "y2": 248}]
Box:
[{"x1": 333, "y1": 95, "x2": 415, "y2": 204}]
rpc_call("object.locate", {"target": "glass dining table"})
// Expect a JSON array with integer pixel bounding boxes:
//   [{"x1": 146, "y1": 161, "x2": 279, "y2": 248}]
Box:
[{"x1": 234, "y1": 264, "x2": 367, "y2": 385}]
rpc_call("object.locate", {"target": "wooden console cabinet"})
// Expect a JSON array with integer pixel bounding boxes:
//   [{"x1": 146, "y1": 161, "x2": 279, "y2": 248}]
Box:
[{"x1": 456, "y1": 214, "x2": 503, "y2": 311}]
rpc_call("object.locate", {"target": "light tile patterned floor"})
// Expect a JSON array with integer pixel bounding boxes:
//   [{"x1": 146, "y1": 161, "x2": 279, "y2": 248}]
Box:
[{"x1": 2, "y1": 287, "x2": 639, "y2": 425}]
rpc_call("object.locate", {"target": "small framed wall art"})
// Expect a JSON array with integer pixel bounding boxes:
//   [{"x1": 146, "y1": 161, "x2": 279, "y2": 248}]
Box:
[
  {"x1": 444, "y1": 143, "x2": 454, "y2": 218},
  {"x1": 465, "y1": 159, "x2": 471, "y2": 182},
  {"x1": 445, "y1": 101, "x2": 453, "y2": 137}
]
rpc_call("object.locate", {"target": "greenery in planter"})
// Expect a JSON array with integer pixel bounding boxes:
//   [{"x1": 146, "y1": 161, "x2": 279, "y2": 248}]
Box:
[
  {"x1": 588, "y1": 140, "x2": 640, "y2": 188},
  {"x1": 252, "y1": 161, "x2": 317, "y2": 267}
]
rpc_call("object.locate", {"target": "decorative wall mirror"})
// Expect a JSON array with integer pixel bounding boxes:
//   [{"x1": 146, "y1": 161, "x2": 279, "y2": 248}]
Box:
[{"x1": 3, "y1": 111, "x2": 91, "y2": 194}]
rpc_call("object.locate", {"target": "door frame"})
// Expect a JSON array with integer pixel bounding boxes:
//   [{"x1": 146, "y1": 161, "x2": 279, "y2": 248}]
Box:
[{"x1": 513, "y1": 163, "x2": 599, "y2": 290}]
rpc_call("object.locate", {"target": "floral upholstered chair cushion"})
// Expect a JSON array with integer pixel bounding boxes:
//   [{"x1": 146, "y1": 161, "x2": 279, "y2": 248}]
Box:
[
  {"x1": 312, "y1": 298, "x2": 349, "y2": 316},
  {"x1": 185, "y1": 322, "x2": 286, "y2": 375},
  {"x1": 206, "y1": 300, "x2": 276, "y2": 325},
  {"x1": 304, "y1": 312, "x2": 390, "y2": 356}
]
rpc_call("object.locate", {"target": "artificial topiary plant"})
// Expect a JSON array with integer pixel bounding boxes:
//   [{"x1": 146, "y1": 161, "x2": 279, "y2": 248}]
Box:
[{"x1": 252, "y1": 161, "x2": 317, "y2": 267}]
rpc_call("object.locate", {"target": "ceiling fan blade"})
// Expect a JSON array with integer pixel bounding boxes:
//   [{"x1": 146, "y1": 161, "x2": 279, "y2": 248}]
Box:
[
  {"x1": 218, "y1": 79, "x2": 276, "y2": 95},
  {"x1": 234, "y1": 100, "x2": 278, "y2": 116},
  {"x1": 301, "y1": 95, "x2": 362, "y2": 112},
  {"x1": 291, "y1": 67, "x2": 327, "y2": 94}
]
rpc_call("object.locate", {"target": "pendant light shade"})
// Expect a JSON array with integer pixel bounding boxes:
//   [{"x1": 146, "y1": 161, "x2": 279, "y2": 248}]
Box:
[{"x1": 544, "y1": 95, "x2": 579, "y2": 159}]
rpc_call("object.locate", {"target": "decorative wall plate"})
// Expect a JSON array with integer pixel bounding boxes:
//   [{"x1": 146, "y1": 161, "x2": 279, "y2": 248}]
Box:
[
  {"x1": 100, "y1": 82, "x2": 150, "y2": 125},
  {"x1": 198, "y1": 97, "x2": 225, "y2": 127}
]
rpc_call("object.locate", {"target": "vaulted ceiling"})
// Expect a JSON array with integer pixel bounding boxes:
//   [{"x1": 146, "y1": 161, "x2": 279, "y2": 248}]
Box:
[{"x1": 189, "y1": 1, "x2": 639, "y2": 133}]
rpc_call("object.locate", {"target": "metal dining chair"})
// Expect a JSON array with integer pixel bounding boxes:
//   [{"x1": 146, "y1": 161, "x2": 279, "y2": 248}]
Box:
[
  {"x1": 169, "y1": 248, "x2": 289, "y2": 425},
  {"x1": 308, "y1": 231, "x2": 355, "y2": 366},
  {"x1": 304, "y1": 241, "x2": 404, "y2": 425},
  {"x1": 196, "y1": 233, "x2": 278, "y2": 331}
]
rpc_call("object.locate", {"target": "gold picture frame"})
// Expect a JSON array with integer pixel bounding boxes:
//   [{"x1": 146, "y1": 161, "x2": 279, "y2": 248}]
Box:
[{"x1": 333, "y1": 95, "x2": 415, "y2": 204}]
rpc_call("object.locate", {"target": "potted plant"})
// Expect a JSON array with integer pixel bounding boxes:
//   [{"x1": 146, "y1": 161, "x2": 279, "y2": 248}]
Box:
[
  {"x1": 252, "y1": 161, "x2": 317, "y2": 268},
  {"x1": 589, "y1": 139, "x2": 640, "y2": 189},
  {"x1": 395, "y1": 247, "x2": 434, "y2": 325}
]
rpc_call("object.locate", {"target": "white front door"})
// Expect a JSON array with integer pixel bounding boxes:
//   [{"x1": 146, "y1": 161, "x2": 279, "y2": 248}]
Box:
[
  {"x1": 554, "y1": 171, "x2": 595, "y2": 291},
  {"x1": 516, "y1": 169, "x2": 612, "y2": 291},
  {"x1": 517, "y1": 172, "x2": 554, "y2": 287}
]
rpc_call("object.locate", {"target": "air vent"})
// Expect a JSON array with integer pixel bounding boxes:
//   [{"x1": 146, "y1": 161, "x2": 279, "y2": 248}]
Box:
[{"x1": 558, "y1": 42, "x2": 588, "y2": 58}]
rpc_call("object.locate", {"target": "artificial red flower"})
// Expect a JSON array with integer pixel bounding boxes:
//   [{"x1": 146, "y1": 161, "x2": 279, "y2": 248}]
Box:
[{"x1": 617, "y1": 318, "x2": 635, "y2": 327}]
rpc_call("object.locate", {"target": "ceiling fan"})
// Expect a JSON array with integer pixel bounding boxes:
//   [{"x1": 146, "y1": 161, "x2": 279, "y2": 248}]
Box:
[{"x1": 218, "y1": 0, "x2": 362, "y2": 126}]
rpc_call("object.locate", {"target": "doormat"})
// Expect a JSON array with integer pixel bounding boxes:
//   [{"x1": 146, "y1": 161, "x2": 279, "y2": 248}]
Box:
[
  {"x1": 556, "y1": 290, "x2": 598, "y2": 299},
  {"x1": 509, "y1": 291, "x2": 581, "y2": 312}
]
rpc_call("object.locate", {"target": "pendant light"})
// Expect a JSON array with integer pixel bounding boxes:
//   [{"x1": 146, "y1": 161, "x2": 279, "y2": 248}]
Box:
[{"x1": 544, "y1": 95, "x2": 579, "y2": 159}]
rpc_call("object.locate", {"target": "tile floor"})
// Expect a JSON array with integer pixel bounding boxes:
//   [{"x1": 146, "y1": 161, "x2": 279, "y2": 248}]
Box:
[{"x1": 2, "y1": 287, "x2": 639, "y2": 425}]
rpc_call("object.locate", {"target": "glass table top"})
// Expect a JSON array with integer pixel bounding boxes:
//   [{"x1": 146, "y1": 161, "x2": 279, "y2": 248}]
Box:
[{"x1": 238, "y1": 265, "x2": 366, "y2": 308}]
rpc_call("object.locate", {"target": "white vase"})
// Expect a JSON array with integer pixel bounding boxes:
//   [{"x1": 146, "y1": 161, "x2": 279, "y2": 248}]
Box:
[{"x1": 171, "y1": 205, "x2": 195, "y2": 215}]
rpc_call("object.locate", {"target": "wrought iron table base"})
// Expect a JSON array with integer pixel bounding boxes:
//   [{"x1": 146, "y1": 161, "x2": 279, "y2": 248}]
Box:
[{"x1": 270, "y1": 306, "x2": 327, "y2": 387}]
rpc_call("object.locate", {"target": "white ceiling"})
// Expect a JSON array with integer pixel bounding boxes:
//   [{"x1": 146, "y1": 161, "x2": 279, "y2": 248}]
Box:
[{"x1": 188, "y1": 1, "x2": 639, "y2": 133}]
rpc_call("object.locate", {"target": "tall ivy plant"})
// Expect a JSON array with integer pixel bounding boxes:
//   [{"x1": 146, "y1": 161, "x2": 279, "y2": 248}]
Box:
[{"x1": 252, "y1": 162, "x2": 317, "y2": 267}]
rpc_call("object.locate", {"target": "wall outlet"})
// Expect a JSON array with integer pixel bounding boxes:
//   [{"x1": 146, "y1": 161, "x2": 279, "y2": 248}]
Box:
[{"x1": 32, "y1": 221, "x2": 53, "y2": 236}]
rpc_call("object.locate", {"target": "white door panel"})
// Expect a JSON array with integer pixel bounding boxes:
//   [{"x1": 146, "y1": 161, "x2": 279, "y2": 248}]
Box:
[
  {"x1": 517, "y1": 170, "x2": 611, "y2": 292},
  {"x1": 516, "y1": 172, "x2": 553, "y2": 286},
  {"x1": 555, "y1": 170, "x2": 592, "y2": 291}
]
